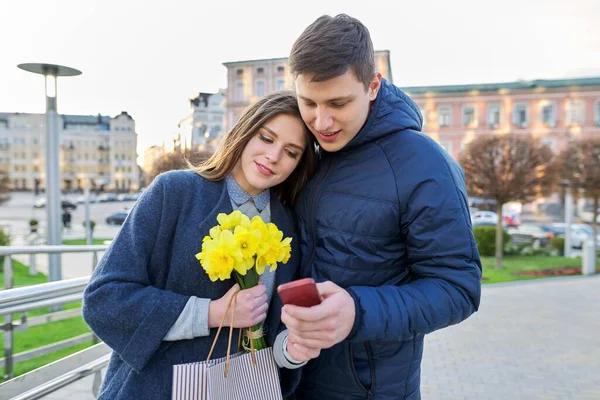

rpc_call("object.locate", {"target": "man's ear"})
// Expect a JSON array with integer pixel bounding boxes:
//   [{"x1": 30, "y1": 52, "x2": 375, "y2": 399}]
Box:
[{"x1": 368, "y1": 73, "x2": 382, "y2": 101}]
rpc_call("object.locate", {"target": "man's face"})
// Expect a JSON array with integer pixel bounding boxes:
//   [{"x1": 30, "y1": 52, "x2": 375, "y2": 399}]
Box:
[{"x1": 294, "y1": 70, "x2": 381, "y2": 152}]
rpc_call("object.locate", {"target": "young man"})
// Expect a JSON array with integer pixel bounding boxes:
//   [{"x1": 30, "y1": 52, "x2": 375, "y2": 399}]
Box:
[{"x1": 281, "y1": 14, "x2": 482, "y2": 399}]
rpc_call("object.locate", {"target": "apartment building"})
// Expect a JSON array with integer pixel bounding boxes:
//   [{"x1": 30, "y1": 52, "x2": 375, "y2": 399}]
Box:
[
  {"x1": 402, "y1": 77, "x2": 600, "y2": 159},
  {"x1": 177, "y1": 89, "x2": 226, "y2": 153},
  {"x1": 222, "y1": 50, "x2": 393, "y2": 131},
  {"x1": 0, "y1": 111, "x2": 140, "y2": 192}
]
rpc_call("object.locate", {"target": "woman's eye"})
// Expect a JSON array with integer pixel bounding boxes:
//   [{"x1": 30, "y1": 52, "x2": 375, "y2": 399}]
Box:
[
  {"x1": 285, "y1": 150, "x2": 298, "y2": 159},
  {"x1": 259, "y1": 134, "x2": 273, "y2": 143}
]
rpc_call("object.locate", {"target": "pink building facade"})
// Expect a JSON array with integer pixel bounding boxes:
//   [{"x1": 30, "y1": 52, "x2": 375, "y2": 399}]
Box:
[{"x1": 402, "y1": 77, "x2": 600, "y2": 159}]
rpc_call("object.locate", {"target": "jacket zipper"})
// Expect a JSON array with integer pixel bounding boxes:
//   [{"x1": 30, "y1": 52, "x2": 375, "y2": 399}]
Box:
[
  {"x1": 300, "y1": 159, "x2": 335, "y2": 277},
  {"x1": 348, "y1": 342, "x2": 375, "y2": 398}
]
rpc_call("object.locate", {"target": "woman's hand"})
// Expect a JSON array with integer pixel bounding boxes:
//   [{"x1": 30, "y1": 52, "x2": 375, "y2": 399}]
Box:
[{"x1": 208, "y1": 284, "x2": 268, "y2": 328}]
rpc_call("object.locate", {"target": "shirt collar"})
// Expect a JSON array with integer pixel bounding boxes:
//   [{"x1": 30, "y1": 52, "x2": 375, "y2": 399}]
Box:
[{"x1": 225, "y1": 174, "x2": 270, "y2": 212}]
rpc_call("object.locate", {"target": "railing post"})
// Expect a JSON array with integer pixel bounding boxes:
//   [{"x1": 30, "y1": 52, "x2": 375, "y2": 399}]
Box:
[
  {"x1": 582, "y1": 239, "x2": 596, "y2": 275},
  {"x1": 91, "y1": 251, "x2": 100, "y2": 345},
  {"x1": 28, "y1": 253, "x2": 37, "y2": 277},
  {"x1": 3, "y1": 256, "x2": 15, "y2": 379}
]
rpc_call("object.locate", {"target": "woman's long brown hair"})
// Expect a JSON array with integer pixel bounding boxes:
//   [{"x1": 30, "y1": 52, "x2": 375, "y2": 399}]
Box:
[{"x1": 189, "y1": 91, "x2": 316, "y2": 206}]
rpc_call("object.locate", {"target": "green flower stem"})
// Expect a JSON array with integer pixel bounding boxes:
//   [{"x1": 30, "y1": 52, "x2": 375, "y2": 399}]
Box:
[{"x1": 234, "y1": 269, "x2": 267, "y2": 351}]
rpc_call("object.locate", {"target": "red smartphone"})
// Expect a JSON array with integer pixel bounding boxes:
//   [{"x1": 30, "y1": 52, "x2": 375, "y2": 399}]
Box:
[{"x1": 277, "y1": 278, "x2": 322, "y2": 307}]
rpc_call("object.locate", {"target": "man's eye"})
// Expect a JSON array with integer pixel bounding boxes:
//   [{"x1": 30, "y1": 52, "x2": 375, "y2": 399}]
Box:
[
  {"x1": 331, "y1": 102, "x2": 347, "y2": 108},
  {"x1": 304, "y1": 102, "x2": 317, "y2": 108}
]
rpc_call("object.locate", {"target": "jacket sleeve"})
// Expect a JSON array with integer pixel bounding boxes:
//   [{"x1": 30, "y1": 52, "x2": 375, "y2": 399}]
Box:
[
  {"x1": 82, "y1": 173, "x2": 190, "y2": 372},
  {"x1": 346, "y1": 148, "x2": 482, "y2": 343}
]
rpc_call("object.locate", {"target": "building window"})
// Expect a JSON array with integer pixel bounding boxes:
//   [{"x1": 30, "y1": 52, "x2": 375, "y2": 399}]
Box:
[
  {"x1": 541, "y1": 103, "x2": 556, "y2": 127},
  {"x1": 236, "y1": 68, "x2": 243, "y2": 75},
  {"x1": 566, "y1": 99, "x2": 585, "y2": 125},
  {"x1": 437, "y1": 105, "x2": 451, "y2": 127},
  {"x1": 276, "y1": 79, "x2": 285, "y2": 91},
  {"x1": 256, "y1": 67, "x2": 264, "y2": 74},
  {"x1": 255, "y1": 80, "x2": 266, "y2": 98},
  {"x1": 488, "y1": 104, "x2": 501, "y2": 128},
  {"x1": 513, "y1": 104, "x2": 529, "y2": 127},
  {"x1": 277, "y1": 66, "x2": 284, "y2": 73},
  {"x1": 462, "y1": 105, "x2": 477, "y2": 127},
  {"x1": 235, "y1": 80, "x2": 244, "y2": 102}
]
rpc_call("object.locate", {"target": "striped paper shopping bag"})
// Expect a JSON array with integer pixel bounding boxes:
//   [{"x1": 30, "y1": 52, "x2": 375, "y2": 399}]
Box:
[{"x1": 172, "y1": 348, "x2": 282, "y2": 400}]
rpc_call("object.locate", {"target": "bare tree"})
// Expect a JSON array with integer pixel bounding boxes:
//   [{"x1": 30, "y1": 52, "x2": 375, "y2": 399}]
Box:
[
  {"x1": 459, "y1": 135, "x2": 557, "y2": 268},
  {"x1": 558, "y1": 138, "x2": 600, "y2": 265},
  {"x1": 149, "y1": 149, "x2": 213, "y2": 183},
  {"x1": 0, "y1": 170, "x2": 10, "y2": 205}
]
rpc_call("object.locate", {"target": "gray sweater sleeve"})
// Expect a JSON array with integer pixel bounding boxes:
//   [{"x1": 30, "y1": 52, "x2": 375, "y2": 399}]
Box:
[
  {"x1": 273, "y1": 329, "x2": 308, "y2": 369},
  {"x1": 163, "y1": 296, "x2": 211, "y2": 341}
]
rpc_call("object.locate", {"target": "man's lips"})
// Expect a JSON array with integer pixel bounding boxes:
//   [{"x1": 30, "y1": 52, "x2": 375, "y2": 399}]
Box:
[
  {"x1": 255, "y1": 162, "x2": 274, "y2": 176},
  {"x1": 316, "y1": 130, "x2": 341, "y2": 142}
]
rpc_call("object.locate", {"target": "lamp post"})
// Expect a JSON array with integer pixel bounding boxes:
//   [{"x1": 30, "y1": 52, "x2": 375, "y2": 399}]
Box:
[
  {"x1": 561, "y1": 179, "x2": 573, "y2": 258},
  {"x1": 17, "y1": 63, "x2": 82, "y2": 282}
]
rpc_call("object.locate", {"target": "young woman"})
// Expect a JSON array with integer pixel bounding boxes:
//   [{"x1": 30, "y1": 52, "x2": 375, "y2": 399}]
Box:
[{"x1": 82, "y1": 91, "x2": 317, "y2": 399}]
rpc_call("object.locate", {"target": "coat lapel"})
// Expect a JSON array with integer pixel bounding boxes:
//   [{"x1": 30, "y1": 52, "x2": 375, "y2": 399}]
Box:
[{"x1": 197, "y1": 180, "x2": 233, "y2": 236}]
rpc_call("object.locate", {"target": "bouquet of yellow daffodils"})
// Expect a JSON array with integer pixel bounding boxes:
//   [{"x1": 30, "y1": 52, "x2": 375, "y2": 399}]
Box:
[{"x1": 195, "y1": 210, "x2": 292, "y2": 351}]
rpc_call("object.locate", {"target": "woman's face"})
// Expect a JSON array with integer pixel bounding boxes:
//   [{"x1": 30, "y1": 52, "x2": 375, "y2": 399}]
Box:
[{"x1": 232, "y1": 114, "x2": 307, "y2": 195}]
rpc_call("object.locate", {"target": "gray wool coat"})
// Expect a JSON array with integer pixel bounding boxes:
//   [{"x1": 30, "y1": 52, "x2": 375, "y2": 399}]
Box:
[{"x1": 82, "y1": 170, "x2": 302, "y2": 399}]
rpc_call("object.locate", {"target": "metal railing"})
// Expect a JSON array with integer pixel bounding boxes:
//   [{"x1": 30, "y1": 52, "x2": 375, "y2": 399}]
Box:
[{"x1": 1, "y1": 245, "x2": 108, "y2": 385}]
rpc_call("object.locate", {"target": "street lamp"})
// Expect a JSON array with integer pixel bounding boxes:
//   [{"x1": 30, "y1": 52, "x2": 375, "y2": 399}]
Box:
[
  {"x1": 17, "y1": 63, "x2": 82, "y2": 282},
  {"x1": 561, "y1": 179, "x2": 573, "y2": 258}
]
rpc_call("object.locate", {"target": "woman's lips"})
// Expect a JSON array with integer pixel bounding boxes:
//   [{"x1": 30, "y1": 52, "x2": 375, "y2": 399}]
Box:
[{"x1": 255, "y1": 162, "x2": 274, "y2": 176}]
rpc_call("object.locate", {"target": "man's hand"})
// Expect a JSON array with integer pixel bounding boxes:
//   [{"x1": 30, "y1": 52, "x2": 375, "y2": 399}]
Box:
[
  {"x1": 285, "y1": 331, "x2": 321, "y2": 361},
  {"x1": 281, "y1": 281, "x2": 356, "y2": 350}
]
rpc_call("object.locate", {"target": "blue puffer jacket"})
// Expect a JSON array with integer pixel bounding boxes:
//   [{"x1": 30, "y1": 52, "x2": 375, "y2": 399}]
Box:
[{"x1": 293, "y1": 79, "x2": 482, "y2": 400}]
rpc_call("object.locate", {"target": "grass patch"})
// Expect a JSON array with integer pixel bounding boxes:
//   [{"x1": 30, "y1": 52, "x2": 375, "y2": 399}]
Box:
[
  {"x1": 63, "y1": 238, "x2": 110, "y2": 245},
  {"x1": 1, "y1": 341, "x2": 95, "y2": 383},
  {"x1": 0, "y1": 258, "x2": 47, "y2": 289},
  {"x1": 481, "y1": 255, "x2": 589, "y2": 284}
]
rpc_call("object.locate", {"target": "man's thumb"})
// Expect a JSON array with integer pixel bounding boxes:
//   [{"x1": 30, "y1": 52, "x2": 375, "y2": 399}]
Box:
[{"x1": 316, "y1": 281, "x2": 340, "y2": 298}]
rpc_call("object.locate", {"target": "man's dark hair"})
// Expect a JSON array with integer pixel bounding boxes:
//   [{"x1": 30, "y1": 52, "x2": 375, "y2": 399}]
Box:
[{"x1": 289, "y1": 14, "x2": 375, "y2": 90}]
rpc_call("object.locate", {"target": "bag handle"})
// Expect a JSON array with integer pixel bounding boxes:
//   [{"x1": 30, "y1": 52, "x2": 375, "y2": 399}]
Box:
[{"x1": 205, "y1": 289, "x2": 258, "y2": 377}]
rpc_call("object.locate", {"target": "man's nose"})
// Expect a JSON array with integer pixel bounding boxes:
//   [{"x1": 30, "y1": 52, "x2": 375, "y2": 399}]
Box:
[{"x1": 314, "y1": 107, "x2": 333, "y2": 131}]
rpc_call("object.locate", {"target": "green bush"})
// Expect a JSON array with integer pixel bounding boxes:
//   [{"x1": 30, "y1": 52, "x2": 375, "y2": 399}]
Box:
[
  {"x1": 0, "y1": 226, "x2": 9, "y2": 272},
  {"x1": 473, "y1": 226, "x2": 511, "y2": 257},
  {"x1": 550, "y1": 236, "x2": 565, "y2": 254},
  {"x1": 82, "y1": 220, "x2": 96, "y2": 233}
]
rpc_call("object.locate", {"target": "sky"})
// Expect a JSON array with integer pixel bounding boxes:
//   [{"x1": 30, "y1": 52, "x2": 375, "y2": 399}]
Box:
[{"x1": 1, "y1": 0, "x2": 599, "y2": 164}]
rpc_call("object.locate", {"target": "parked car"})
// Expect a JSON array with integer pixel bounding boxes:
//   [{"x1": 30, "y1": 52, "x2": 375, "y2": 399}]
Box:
[
  {"x1": 98, "y1": 193, "x2": 118, "y2": 202},
  {"x1": 507, "y1": 223, "x2": 555, "y2": 248},
  {"x1": 471, "y1": 211, "x2": 498, "y2": 225},
  {"x1": 551, "y1": 223, "x2": 600, "y2": 249},
  {"x1": 106, "y1": 211, "x2": 129, "y2": 225},
  {"x1": 76, "y1": 194, "x2": 97, "y2": 204},
  {"x1": 503, "y1": 212, "x2": 521, "y2": 227},
  {"x1": 34, "y1": 197, "x2": 77, "y2": 210}
]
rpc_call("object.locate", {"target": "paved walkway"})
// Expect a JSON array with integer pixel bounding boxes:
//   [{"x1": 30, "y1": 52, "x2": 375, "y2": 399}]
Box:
[
  {"x1": 421, "y1": 276, "x2": 600, "y2": 399},
  {"x1": 29, "y1": 275, "x2": 600, "y2": 399}
]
